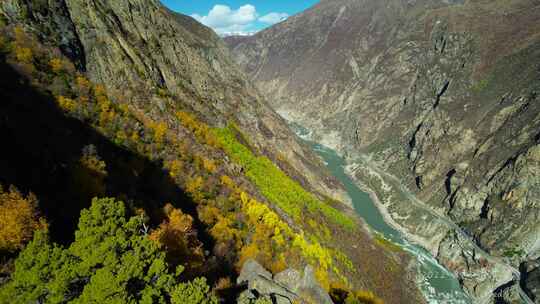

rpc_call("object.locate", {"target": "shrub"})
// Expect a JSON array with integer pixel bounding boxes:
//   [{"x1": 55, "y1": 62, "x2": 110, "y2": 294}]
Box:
[
  {"x1": 220, "y1": 175, "x2": 236, "y2": 190},
  {"x1": 14, "y1": 46, "x2": 32, "y2": 63},
  {"x1": 186, "y1": 176, "x2": 205, "y2": 201},
  {"x1": 176, "y1": 111, "x2": 220, "y2": 147},
  {"x1": 213, "y1": 277, "x2": 233, "y2": 291},
  {"x1": 167, "y1": 159, "x2": 184, "y2": 178},
  {"x1": 70, "y1": 145, "x2": 108, "y2": 202},
  {"x1": 11, "y1": 27, "x2": 34, "y2": 65},
  {"x1": 238, "y1": 243, "x2": 260, "y2": 269},
  {"x1": 151, "y1": 121, "x2": 168, "y2": 145},
  {"x1": 316, "y1": 266, "x2": 331, "y2": 291},
  {"x1": 49, "y1": 58, "x2": 64, "y2": 74},
  {"x1": 209, "y1": 215, "x2": 242, "y2": 245},
  {"x1": 269, "y1": 255, "x2": 287, "y2": 274},
  {"x1": 75, "y1": 75, "x2": 91, "y2": 95},
  {"x1": 198, "y1": 205, "x2": 221, "y2": 226},
  {"x1": 345, "y1": 291, "x2": 384, "y2": 304},
  {"x1": 56, "y1": 95, "x2": 76, "y2": 112},
  {"x1": 201, "y1": 157, "x2": 217, "y2": 173}
]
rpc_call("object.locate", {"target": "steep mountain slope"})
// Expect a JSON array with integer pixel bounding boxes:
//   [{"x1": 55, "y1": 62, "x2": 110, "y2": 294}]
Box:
[
  {"x1": 0, "y1": 0, "x2": 425, "y2": 303},
  {"x1": 72, "y1": 0, "x2": 351, "y2": 205},
  {"x1": 226, "y1": 0, "x2": 540, "y2": 302}
]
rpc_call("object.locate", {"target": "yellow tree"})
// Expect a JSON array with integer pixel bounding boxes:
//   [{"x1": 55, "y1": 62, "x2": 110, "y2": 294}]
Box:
[
  {"x1": 0, "y1": 185, "x2": 47, "y2": 252},
  {"x1": 12, "y1": 27, "x2": 33, "y2": 64},
  {"x1": 49, "y1": 58, "x2": 64, "y2": 74},
  {"x1": 149, "y1": 204, "x2": 205, "y2": 271},
  {"x1": 70, "y1": 145, "x2": 108, "y2": 203}
]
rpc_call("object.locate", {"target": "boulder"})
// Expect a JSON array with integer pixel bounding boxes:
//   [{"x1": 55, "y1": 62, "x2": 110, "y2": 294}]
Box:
[
  {"x1": 237, "y1": 259, "x2": 333, "y2": 304},
  {"x1": 297, "y1": 265, "x2": 334, "y2": 304},
  {"x1": 237, "y1": 259, "x2": 273, "y2": 285}
]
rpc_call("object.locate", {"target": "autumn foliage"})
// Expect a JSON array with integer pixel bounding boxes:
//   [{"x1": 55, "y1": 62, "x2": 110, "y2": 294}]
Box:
[
  {"x1": 0, "y1": 25, "x2": 385, "y2": 303},
  {"x1": 176, "y1": 111, "x2": 220, "y2": 147},
  {"x1": 150, "y1": 204, "x2": 205, "y2": 271},
  {"x1": 12, "y1": 27, "x2": 33, "y2": 64},
  {"x1": 0, "y1": 185, "x2": 47, "y2": 252},
  {"x1": 0, "y1": 198, "x2": 217, "y2": 304},
  {"x1": 69, "y1": 145, "x2": 108, "y2": 202},
  {"x1": 345, "y1": 290, "x2": 385, "y2": 304}
]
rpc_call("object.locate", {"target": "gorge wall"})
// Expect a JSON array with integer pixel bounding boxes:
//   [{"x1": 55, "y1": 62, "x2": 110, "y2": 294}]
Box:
[{"x1": 226, "y1": 0, "x2": 540, "y2": 302}]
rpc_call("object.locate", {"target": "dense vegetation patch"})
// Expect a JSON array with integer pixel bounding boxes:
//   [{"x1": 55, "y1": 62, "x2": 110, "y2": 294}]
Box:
[
  {"x1": 0, "y1": 198, "x2": 216, "y2": 304},
  {"x1": 213, "y1": 125, "x2": 356, "y2": 230}
]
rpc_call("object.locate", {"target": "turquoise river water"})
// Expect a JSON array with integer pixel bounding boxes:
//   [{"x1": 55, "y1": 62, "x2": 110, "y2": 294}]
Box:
[{"x1": 294, "y1": 125, "x2": 472, "y2": 303}]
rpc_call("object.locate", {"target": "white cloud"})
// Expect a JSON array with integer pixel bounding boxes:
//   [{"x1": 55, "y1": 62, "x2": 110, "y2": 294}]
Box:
[
  {"x1": 192, "y1": 4, "x2": 289, "y2": 36},
  {"x1": 192, "y1": 4, "x2": 257, "y2": 35},
  {"x1": 259, "y1": 12, "x2": 289, "y2": 24}
]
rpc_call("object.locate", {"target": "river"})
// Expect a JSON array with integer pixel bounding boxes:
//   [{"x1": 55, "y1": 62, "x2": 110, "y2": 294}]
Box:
[{"x1": 293, "y1": 125, "x2": 472, "y2": 303}]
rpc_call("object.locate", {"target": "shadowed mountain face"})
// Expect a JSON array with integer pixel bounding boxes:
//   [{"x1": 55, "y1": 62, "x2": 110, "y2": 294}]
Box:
[
  {"x1": 2, "y1": 0, "x2": 350, "y2": 205},
  {"x1": 68, "y1": 0, "x2": 353, "y2": 204},
  {"x1": 226, "y1": 0, "x2": 540, "y2": 301}
]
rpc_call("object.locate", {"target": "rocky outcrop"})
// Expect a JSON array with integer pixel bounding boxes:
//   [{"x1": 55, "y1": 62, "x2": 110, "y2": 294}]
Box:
[
  {"x1": 0, "y1": 0, "x2": 85, "y2": 68},
  {"x1": 237, "y1": 259, "x2": 333, "y2": 304},
  {"x1": 522, "y1": 259, "x2": 540, "y2": 302},
  {"x1": 226, "y1": 0, "x2": 540, "y2": 301}
]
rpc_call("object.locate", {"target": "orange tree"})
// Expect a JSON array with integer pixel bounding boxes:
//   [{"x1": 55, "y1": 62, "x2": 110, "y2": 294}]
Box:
[{"x1": 0, "y1": 185, "x2": 47, "y2": 252}]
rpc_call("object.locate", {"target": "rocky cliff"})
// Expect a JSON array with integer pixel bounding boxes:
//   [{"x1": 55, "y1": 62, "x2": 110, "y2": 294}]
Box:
[
  {"x1": 0, "y1": 0, "x2": 425, "y2": 303},
  {"x1": 226, "y1": 0, "x2": 540, "y2": 302},
  {"x1": 2, "y1": 0, "x2": 349, "y2": 205}
]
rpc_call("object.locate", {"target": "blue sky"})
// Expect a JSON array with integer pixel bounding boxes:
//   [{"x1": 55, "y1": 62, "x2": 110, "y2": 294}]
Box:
[{"x1": 161, "y1": 1, "x2": 318, "y2": 35}]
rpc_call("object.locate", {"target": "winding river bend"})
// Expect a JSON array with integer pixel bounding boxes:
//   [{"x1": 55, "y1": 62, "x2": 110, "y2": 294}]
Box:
[{"x1": 293, "y1": 126, "x2": 471, "y2": 303}]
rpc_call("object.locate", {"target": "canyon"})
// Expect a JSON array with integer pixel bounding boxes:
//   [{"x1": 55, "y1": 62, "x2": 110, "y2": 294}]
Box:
[
  {"x1": 0, "y1": 0, "x2": 431, "y2": 303},
  {"x1": 226, "y1": 0, "x2": 540, "y2": 302}
]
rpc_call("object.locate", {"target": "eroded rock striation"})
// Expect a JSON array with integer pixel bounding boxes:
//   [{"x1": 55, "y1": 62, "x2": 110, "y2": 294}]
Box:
[{"x1": 226, "y1": 0, "x2": 540, "y2": 301}]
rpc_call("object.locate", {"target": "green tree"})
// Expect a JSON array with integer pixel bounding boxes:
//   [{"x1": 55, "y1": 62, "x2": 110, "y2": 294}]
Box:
[
  {"x1": 0, "y1": 231, "x2": 74, "y2": 304},
  {"x1": 0, "y1": 198, "x2": 216, "y2": 304},
  {"x1": 170, "y1": 277, "x2": 217, "y2": 304}
]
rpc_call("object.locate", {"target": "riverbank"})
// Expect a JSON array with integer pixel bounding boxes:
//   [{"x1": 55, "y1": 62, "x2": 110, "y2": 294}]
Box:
[
  {"x1": 342, "y1": 154, "x2": 533, "y2": 304},
  {"x1": 346, "y1": 163, "x2": 441, "y2": 255},
  {"x1": 286, "y1": 113, "x2": 532, "y2": 304},
  {"x1": 304, "y1": 139, "x2": 472, "y2": 303}
]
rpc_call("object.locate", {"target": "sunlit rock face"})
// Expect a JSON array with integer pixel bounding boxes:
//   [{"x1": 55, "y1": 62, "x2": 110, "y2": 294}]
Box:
[{"x1": 226, "y1": 0, "x2": 540, "y2": 301}]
